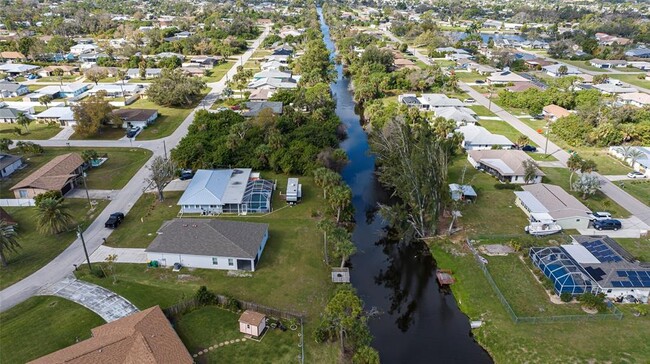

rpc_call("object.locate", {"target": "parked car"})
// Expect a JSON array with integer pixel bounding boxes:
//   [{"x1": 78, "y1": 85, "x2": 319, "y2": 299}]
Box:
[
  {"x1": 104, "y1": 212, "x2": 125, "y2": 229},
  {"x1": 27, "y1": 74, "x2": 39, "y2": 80},
  {"x1": 179, "y1": 170, "x2": 194, "y2": 180},
  {"x1": 593, "y1": 219, "x2": 622, "y2": 231},
  {"x1": 172, "y1": 263, "x2": 182, "y2": 272},
  {"x1": 588, "y1": 211, "x2": 612, "y2": 221},
  {"x1": 521, "y1": 145, "x2": 537, "y2": 152},
  {"x1": 627, "y1": 171, "x2": 646, "y2": 179},
  {"x1": 126, "y1": 127, "x2": 141, "y2": 138},
  {"x1": 215, "y1": 107, "x2": 229, "y2": 112},
  {"x1": 463, "y1": 98, "x2": 476, "y2": 104},
  {"x1": 475, "y1": 80, "x2": 485, "y2": 84},
  {"x1": 533, "y1": 114, "x2": 544, "y2": 120}
]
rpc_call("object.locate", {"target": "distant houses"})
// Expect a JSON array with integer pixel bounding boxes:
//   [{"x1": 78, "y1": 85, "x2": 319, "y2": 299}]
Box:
[
  {"x1": 0, "y1": 81, "x2": 29, "y2": 98},
  {"x1": 609, "y1": 146, "x2": 650, "y2": 178}
]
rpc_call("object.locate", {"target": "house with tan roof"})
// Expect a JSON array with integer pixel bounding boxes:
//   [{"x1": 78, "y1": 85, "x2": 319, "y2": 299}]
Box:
[
  {"x1": 10, "y1": 153, "x2": 84, "y2": 198},
  {"x1": 542, "y1": 104, "x2": 571, "y2": 121},
  {"x1": 468, "y1": 149, "x2": 544, "y2": 184},
  {"x1": 0, "y1": 51, "x2": 26, "y2": 61},
  {"x1": 487, "y1": 69, "x2": 529, "y2": 84},
  {"x1": 617, "y1": 92, "x2": 650, "y2": 108},
  {"x1": 514, "y1": 183, "x2": 591, "y2": 229},
  {"x1": 37, "y1": 65, "x2": 80, "y2": 77},
  {"x1": 28, "y1": 306, "x2": 193, "y2": 364}
]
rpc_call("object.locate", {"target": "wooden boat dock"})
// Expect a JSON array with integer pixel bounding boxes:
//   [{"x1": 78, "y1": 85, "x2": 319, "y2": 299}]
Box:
[{"x1": 436, "y1": 269, "x2": 456, "y2": 285}]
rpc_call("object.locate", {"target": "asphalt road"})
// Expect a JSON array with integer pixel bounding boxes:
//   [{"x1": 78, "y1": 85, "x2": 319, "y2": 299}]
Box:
[
  {"x1": 0, "y1": 25, "x2": 270, "y2": 312},
  {"x1": 380, "y1": 26, "x2": 650, "y2": 225}
]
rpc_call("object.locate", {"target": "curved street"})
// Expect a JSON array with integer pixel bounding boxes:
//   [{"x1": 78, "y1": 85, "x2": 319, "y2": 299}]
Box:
[{"x1": 0, "y1": 25, "x2": 270, "y2": 312}]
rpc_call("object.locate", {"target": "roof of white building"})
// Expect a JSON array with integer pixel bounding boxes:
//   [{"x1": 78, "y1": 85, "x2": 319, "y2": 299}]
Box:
[{"x1": 178, "y1": 169, "x2": 252, "y2": 206}]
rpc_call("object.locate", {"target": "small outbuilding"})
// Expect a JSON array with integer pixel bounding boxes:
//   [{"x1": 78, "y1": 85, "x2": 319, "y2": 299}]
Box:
[
  {"x1": 239, "y1": 310, "x2": 266, "y2": 337},
  {"x1": 286, "y1": 178, "x2": 302, "y2": 203}
]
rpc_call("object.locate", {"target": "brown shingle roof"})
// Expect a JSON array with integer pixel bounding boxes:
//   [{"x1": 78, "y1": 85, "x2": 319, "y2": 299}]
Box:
[
  {"x1": 10, "y1": 153, "x2": 84, "y2": 191},
  {"x1": 239, "y1": 310, "x2": 266, "y2": 326},
  {"x1": 0, "y1": 51, "x2": 26, "y2": 59},
  {"x1": 468, "y1": 149, "x2": 545, "y2": 177},
  {"x1": 543, "y1": 104, "x2": 571, "y2": 119},
  {"x1": 0, "y1": 207, "x2": 17, "y2": 225},
  {"x1": 112, "y1": 109, "x2": 158, "y2": 122},
  {"x1": 28, "y1": 306, "x2": 193, "y2": 364}
]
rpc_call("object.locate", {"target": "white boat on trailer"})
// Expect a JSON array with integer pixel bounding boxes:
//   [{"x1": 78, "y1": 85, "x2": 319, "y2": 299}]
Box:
[{"x1": 524, "y1": 213, "x2": 562, "y2": 236}]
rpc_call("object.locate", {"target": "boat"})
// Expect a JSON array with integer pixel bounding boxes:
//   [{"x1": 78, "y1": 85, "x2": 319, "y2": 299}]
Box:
[{"x1": 524, "y1": 220, "x2": 562, "y2": 236}]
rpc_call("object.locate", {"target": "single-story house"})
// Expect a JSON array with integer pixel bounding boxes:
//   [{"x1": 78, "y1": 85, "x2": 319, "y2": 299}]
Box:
[
  {"x1": 542, "y1": 64, "x2": 581, "y2": 77},
  {"x1": 155, "y1": 52, "x2": 184, "y2": 60},
  {"x1": 0, "y1": 153, "x2": 23, "y2": 178},
  {"x1": 29, "y1": 83, "x2": 89, "y2": 99},
  {"x1": 466, "y1": 62, "x2": 497, "y2": 75},
  {"x1": 487, "y1": 69, "x2": 529, "y2": 84},
  {"x1": 145, "y1": 218, "x2": 269, "y2": 272},
  {"x1": 252, "y1": 70, "x2": 293, "y2": 80},
  {"x1": 434, "y1": 107, "x2": 477, "y2": 125},
  {"x1": 88, "y1": 83, "x2": 143, "y2": 97},
  {"x1": 0, "y1": 63, "x2": 39, "y2": 76},
  {"x1": 35, "y1": 107, "x2": 76, "y2": 127},
  {"x1": 593, "y1": 84, "x2": 637, "y2": 95},
  {"x1": 449, "y1": 183, "x2": 477, "y2": 202},
  {"x1": 69, "y1": 43, "x2": 98, "y2": 55},
  {"x1": 617, "y1": 92, "x2": 650, "y2": 108},
  {"x1": 38, "y1": 65, "x2": 79, "y2": 77},
  {"x1": 589, "y1": 59, "x2": 627, "y2": 69},
  {"x1": 260, "y1": 60, "x2": 286, "y2": 71},
  {"x1": 126, "y1": 68, "x2": 162, "y2": 79},
  {"x1": 239, "y1": 310, "x2": 266, "y2": 337},
  {"x1": 506, "y1": 82, "x2": 542, "y2": 93},
  {"x1": 241, "y1": 101, "x2": 283, "y2": 117},
  {"x1": 178, "y1": 169, "x2": 274, "y2": 215},
  {"x1": 10, "y1": 152, "x2": 84, "y2": 198},
  {"x1": 628, "y1": 61, "x2": 650, "y2": 70},
  {"x1": 468, "y1": 149, "x2": 544, "y2": 184},
  {"x1": 265, "y1": 55, "x2": 290, "y2": 63},
  {"x1": 28, "y1": 306, "x2": 193, "y2": 364},
  {"x1": 189, "y1": 56, "x2": 223, "y2": 67},
  {"x1": 0, "y1": 107, "x2": 21, "y2": 123},
  {"x1": 393, "y1": 58, "x2": 418, "y2": 70},
  {"x1": 0, "y1": 81, "x2": 29, "y2": 97},
  {"x1": 524, "y1": 58, "x2": 554, "y2": 70},
  {"x1": 625, "y1": 48, "x2": 650, "y2": 59},
  {"x1": 419, "y1": 93, "x2": 465, "y2": 109},
  {"x1": 112, "y1": 108, "x2": 158, "y2": 129},
  {"x1": 514, "y1": 183, "x2": 591, "y2": 229},
  {"x1": 0, "y1": 51, "x2": 26, "y2": 61},
  {"x1": 542, "y1": 104, "x2": 571, "y2": 121},
  {"x1": 248, "y1": 77, "x2": 299, "y2": 90},
  {"x1": 79, "y1": 52, "x2": 108, "y2": 63},
  {"x1": 609, "y1": 146, "x2": 650, "y2": 177},
  {"x1": 457, "y1": 125, "x2": 514, "y2": 150},
  {"x1": 248, "y1": 88, "x2": 274, "y2": 102}
]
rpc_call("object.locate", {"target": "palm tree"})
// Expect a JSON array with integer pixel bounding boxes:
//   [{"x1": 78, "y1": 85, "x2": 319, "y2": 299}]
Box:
[
  {"x1": 331, "y1": 229, "x2": 356, "y2": 268},
  {"x1": 329, "y1": 185, "x2": 352, "y2": 223},
  {"x1": 51, "y1": 68, "x2": 64, "y2": 93},
  {"x1": 116, "y1": 69, "x2": 127, "y2": 104},
  {"x1": 516, "y1": 134, "x2": 530, "y2": 147},
  {"x1": 16, "y1": 112, "x2": 32, "y2": 133},
  {"x1": 558, "y1": 65, "x2": 568, "y2": 76},
  {"x1": 0, "y1": 220, "x2": 20, "y2": 267},
  {"x1": 522, "y1": 160, "x2": 539, "y2": 184},
  {"x1": 567, "y1": 153, "x2": 582, "y2": 190},
  {"x1": 313, "y1": 167, "x2": 341, "y2": 199},
  {"x1": 627, "y1": 149, "x2": 645, "y2": 171},
  {"x1": 38, "y1": 94, "x2": 52, "y2": 110},
  {"x1": 317, "y1": 219, "x2": 335, "y2": 265},
  {"x1": 36, "y1": 197, "x2": 75, "y2": 235}
]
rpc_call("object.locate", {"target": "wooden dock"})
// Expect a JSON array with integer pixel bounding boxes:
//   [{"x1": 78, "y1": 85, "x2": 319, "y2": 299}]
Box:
[{"x1": 436, "y1": 269, "x2": 455, "y2": 285}]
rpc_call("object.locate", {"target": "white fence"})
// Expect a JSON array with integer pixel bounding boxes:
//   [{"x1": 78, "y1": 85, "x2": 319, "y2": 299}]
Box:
[{"x1": 0, "y1": 199, "x2": 35, "y2": 207}]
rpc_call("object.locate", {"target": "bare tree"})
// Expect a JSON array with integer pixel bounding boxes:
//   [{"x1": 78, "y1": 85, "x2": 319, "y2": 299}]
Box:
[{"x1": 145, "y1": 156, "x2": 176, "y2": 201}]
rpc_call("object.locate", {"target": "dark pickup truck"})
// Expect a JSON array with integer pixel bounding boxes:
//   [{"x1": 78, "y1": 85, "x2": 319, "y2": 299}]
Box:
[{"x1": 105, "y1": 212, "x2": 125, "y2": 229}]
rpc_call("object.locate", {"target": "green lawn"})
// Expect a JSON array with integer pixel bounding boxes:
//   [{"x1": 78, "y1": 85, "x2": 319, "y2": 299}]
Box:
[
  {"x1": 106, "y1": 191, "x2": 183, "y2": 249},
  {"x1": 251, "y1": 49, "x2": 272, "y2": 59},
  {"x1": 202, "y1": 61, "x2": 236, "y2": 83},
  {"x1": 0, "y1": 296, "x2": 104, "y2": 364},
  {"x1": 560, "y1": 59, "x2": 606, "y2": 73},
  {"x1": 617, "y1": 179, "x2": 650, "y2": 206},
  {"x1": 36, "y1": 76, "x2": 78, "y2": 83},
  {"x1": 616, "y1": 237, "x2": 650, "y2": 262},
  {"x1": 430, "y1": 240, "x2": 650, "y2": 363},
  {"x1": 0, "y1": 122, "x2": 62, "y2": 140},
  {"x1": 609, "y1": 73, "x2": 650, "y2": 89},
  {"x1": 0, "y1": 147, "x2": 152, "y2": 198},
  {"x1": 477, "y1": 118, "x2": 537, "y2": 147},
  {"x1": 455, "y1": 71, "x2": 486, "y2": 82},
  {"x1": 69, "y1": 126, "x2": 126, "y2": 140},
  {"x1": 434, "y1": 59, "x2": 456, "y2": 68},
  {"x1": 541, "y1": 167, "x2": 629, "y2": 218},
  {"x1": 0, "y1": 199, "x2": 108, "y2": 290}
]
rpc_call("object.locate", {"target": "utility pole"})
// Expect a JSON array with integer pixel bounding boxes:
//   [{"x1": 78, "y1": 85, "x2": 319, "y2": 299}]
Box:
[
  {"x1": 163, "y1": 140, "x2": 168, "y2": 160},
  {"x1": 544, "y1": 122, "x2": 550, "y2": 157},
  {"x1": 77, "y1": 226, "x2": 92, "y2": 271},
  {"x1": 487, "y1": 83, "x2": 493, "y2": 111},
  {"x1": 82, "y1": 172, "x2": 92, "y2": 208}
]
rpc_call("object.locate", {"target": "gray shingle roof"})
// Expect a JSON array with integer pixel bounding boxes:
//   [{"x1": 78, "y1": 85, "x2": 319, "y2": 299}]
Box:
[{"x1": 145, "y1": 218, "x2": 269, "y2": 259}]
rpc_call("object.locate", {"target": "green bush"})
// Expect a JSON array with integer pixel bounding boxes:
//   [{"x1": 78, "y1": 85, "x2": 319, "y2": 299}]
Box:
[
  {"x1": 34, "y1": 191, "x2": 63, "y2": 207},
  {"x1": 220, "y1": 295, "x2": 240, "y2": 311},
  {"x1": 91, "y1": 267, "x2": 106, "y2": 278},
  {"x1": 494, "y1": 183, "x2": 520, "y2": 190},
  {"x1": 195, "y1": 286, "x2": 216, "y2": 306},
  {"x1": 560, "y1": 292, "x2": 573, "y2": 302},
  {"x1": 577, "y1": 292, "x2": 607, "y2": 312}
]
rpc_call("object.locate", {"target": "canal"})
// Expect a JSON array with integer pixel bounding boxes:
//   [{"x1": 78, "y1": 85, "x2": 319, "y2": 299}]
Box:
[{"x1": 318, "y1": 8, "x2": 493, "y2": 364}]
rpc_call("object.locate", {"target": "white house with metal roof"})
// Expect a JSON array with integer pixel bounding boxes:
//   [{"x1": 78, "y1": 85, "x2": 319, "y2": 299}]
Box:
[
  {"x1": 178, "y1": 169, "x2": 274, "y2": 215},
  {"x1": 457, "y1": 125, "x2": 514, "y2": 150},
  {"x1": 514, "y1": 183, "x2": 592, "y2": 229}
]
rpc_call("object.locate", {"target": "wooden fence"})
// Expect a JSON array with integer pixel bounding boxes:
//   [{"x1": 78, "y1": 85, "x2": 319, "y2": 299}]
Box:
[{"x1": 164, "y1": 294, "x2": 305, "y2": 321}]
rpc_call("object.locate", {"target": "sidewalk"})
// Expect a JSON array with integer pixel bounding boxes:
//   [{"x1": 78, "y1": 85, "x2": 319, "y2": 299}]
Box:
[{"x1": 49, "y1": 127, "x2": 75, "y2": 141}]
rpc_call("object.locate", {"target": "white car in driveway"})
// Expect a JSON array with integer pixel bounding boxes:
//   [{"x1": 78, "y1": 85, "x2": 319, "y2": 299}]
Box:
[
  {"x1": 588, "y1": 211, "x2": 612, "y2": 222},
  {"x1": 627, "y1": 171, "x2": 646, "y2": 179}
]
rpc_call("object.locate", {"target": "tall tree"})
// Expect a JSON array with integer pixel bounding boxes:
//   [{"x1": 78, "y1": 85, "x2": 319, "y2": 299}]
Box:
[
  {"x1": 314, "y1": 167, "x2": 342, "y2": 199},
  {"x1": 85, "y1": 69, "x2": 107, "y2": 85},
  {"x1": 321, "y1": 285, "x2": 371, "y2": 358},
  {"x1": 36, "y1": 198, "x2": 75, "y2": 235},
  {"x1": 72, "y1": 95, "x2": 118, "y2": 137},
  {"x1": 328, "y1": 185, "x2": 352, "y2": 223},
  {"x1": 16, "y1": 112, "x2": 32, "y2": 133},
  {"x1": 572, "y1": 173, "x2": 600, "y2": 199},
  {"x1": 38, "y1": 95, "x2": 52, "y2": 110},
  {"x1": 0, "y1": 220, "x2": 20, "y2": 267},
  {"x1": 317, "y1": 219, "x2": 336, "y2": 265},
  {"x1": 522, "y1": 160, "x2": 539, "y2": 184},
  {"x1": 146, "y1": 69, "x2": 205, "y2": 107},
  {"x1": 145, "y1": 156, "x2": 176, "y2": 201},
  {"x1": 567, "y1": 153, "x2": 582, "y2": 189},
  {"x1": 51, "y1": 68, "x2": 64, "y2": 91}
]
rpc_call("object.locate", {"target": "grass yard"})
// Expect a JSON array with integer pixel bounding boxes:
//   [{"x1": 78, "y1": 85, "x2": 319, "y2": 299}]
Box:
[
  {"x1": 251, "y1": 49, "x2": 272, "y2": 59},
  {"x1": 455, "y1": 71, "x2": 486, "y2": 82},
  {"x1": 609, "y1": 73, "x2": 650, "y2": 89},
  {"x1": 616, "y1": 179, "x2": 650, "y2": 206},
  {"x1": 202, "y1": 61, "x2": 236, "y2": 83},
  {"x1": 477, "y1": 118, "x2": 537, "y2": 147},
  {"x1": 36, "y1": 75, "x2": 78, "y2": 83},
  {"x1": 559, "y1": 59, "x2": 606, "y2": 73},
  {"x1": 69, "y1": 126, "x2": 126, "y2": 140},
  {"x1": 434, "y1": 59, "x2": 456, "y2": 68},
  {"x1": 0, "y1": 122, "x2": 62, "y2": 140},
  {"x1": 0, "y1": 296, "x2": 104, "y2": 364},
  {"x1": 429, "y1": 239, "x2": 650, "y2": 363},
  {"x1": 448, "y1": 157, "x2": 530, "y2": 236},
  {"x1": 541, "y1": 167, "x2": 629, "y2": 218},
  {"x1": 0, "y1": 199, "x2": 109, "y2": 290},
  {"x1": 0, "y1": 147, "x2": 152, "y2": 198}
]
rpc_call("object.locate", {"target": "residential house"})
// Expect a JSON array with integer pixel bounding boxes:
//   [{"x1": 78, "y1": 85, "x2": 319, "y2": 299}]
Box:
[
  {"x1": 420, "y1": 94, "x2": 465, "y2": 109},
  {"x1": 252, "y1": 70, "x2": 293, "y2": 80},
  {"x1": 239, "y1": 310, "x2": 266, "y2": 337},
  {"x1": 189, "y1": 56, "x2": 223, "y2": 68},
  {"x1": 609, "y1": 146, "x2": 650, "y2": 177},
  {"x1": 112, "y1": 109, "x2": 158, "y2": 129},
  {"x1": 595, "y1": 33, "x2": 632, "y2": 46},
  {"x1": 593, "y1": 84, "x2": 637, "y2": 95},
  {"x1": 624, "y1": 48, "x2": 650, "y2": 58},
  {"x1": 265, "y1": 55, "x2": 290, "y2": 64},
  {"x1": 28, "y1": 306, "x2": 193, "y2": 364},
  {"x1": 241, "y1": 102, "x2": 283, "y2": 117},
  {"x1": 181, "y1": 67, "x2": 206, "y2": 77},
  {"x1": 248, "y1": 89, "x2": 274, "y2": 102},
  {"x1": 393, "y1": 58, "x2": 418, "y2": 70},
  {"x1": 35, "y1": 107, "x2": 75, "y2": 127},
  {"x1": 177, "y1": 169, "x2": 274, "y2": 215},
  {"x1": 0, "y1": 63, "x2": 39, "y2": 76},
  {"x1": 248, "y1": 77, "x2": 298, "y2": 90},
  {"x1": 28, "y1": 83, "x2": 89, "y2": 100},
  {"x1": 449, "y1": 183, "x2": 477, "y2": 202},
  {"x1": 69, "y1": 43, "x2": 98, "y2": 56},
  {"x1": 589, "y1": 59, "x2": 628, "y2": 69},
  {"x1": 542, "y1": 104, "x2": 571, "y2": 121},
  {"x1": 617, "y1": 92, "x2": 650, "y2": 108},
  {"x1": 0, "y1": 51, "x2": 26, "y2": 62},
  {"x1": 37, "y1": 65, "x2": 79, "y2": 78},
  {"x1": 261, "y1": 60, "x2": 287, "y2": 71},
  {"x1": 542, "y1": 64, "x2": 581, "y2": 77},
  {"x1": 0, "y1": 153, "x2": 23, "y2": 178},
  {"x1": 127, "y1": 68, "x2": 162, "y2": 79},
  {"x1": 0, "y1": 81, "x2": 29, "y2": 97},
  {"x1": 0, "y1": 107, "x2": 21, "y2": 123},
  {"x1": 434, "y1": 107, "x2": 477, "y2": 126},
  {"x1": 145, "y1": 218, "x2": 269, "y2": 272},
  {"x1": 88, "y1": 84, "x2": 143, "y2": 98},
  {"x1": 628, "y1": 61, "x2": 650, "y2": 71},
  {"x1": 458, "y1": 125, "x2": 514, "y2": 150},
  {"x1": 506, "y1": 82, "x2": 542, "y2": 92},
  {"x1": 524, "y1": 58, "x2": 554, "y2": 70},
  {"x1": 514, "y1": 183, "x2": 591, "y2": 229},
  {"x1": 10, "y1": 152, "x2": 84, "y2": 198},
  {"x1": 468, "y1": 149, "x2": 544, "y2": 183},
  {"x1": 466, "y1": 62, "x2": 497, "y2": 75},
  {"x1": 79, "y1": 52, "x2": 108, "y2": 64},
  {"x1": 487, "y1": 69, "x2": 529, "y2": 84}
]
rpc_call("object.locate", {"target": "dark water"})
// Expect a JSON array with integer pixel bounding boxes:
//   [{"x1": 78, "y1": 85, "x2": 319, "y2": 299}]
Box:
[{"x1": 318, "y1": 9, "x2": 493, "y2": 364}]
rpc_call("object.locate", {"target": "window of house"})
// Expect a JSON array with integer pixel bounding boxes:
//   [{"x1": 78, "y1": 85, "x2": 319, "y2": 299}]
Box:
[
  {"x1": 228, "y1": 258, "x2": 234, "y2": 266},
  {"x1": 19, "y1": 190, "x2": 28, "y2": 198},
  {"x1": 212, "y1": 257, "x2": 218, "y2": 265}
]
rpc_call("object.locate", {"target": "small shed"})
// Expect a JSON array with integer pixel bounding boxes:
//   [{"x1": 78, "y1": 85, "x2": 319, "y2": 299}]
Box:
[
  {"x1": 449, "y1": 184, "x2": 477, "y2": 202},
  {"x1": 239, "y1": 310, "x2": 266, "y2": 337},
  {"x1": 286, "y1": 178, "x2": 302, "y2": 203},
  {"x1": 331, "y1": 267, "x2": 350, "y2": 283}
]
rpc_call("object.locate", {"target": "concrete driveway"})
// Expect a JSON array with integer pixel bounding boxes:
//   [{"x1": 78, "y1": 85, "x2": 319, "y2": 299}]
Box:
[
  {"x1": 90, "y1": 245, "x2": 148, "y2": 264},
  {"x1": 578, "y1": 216, "x2": 650, "y2": 238}
]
